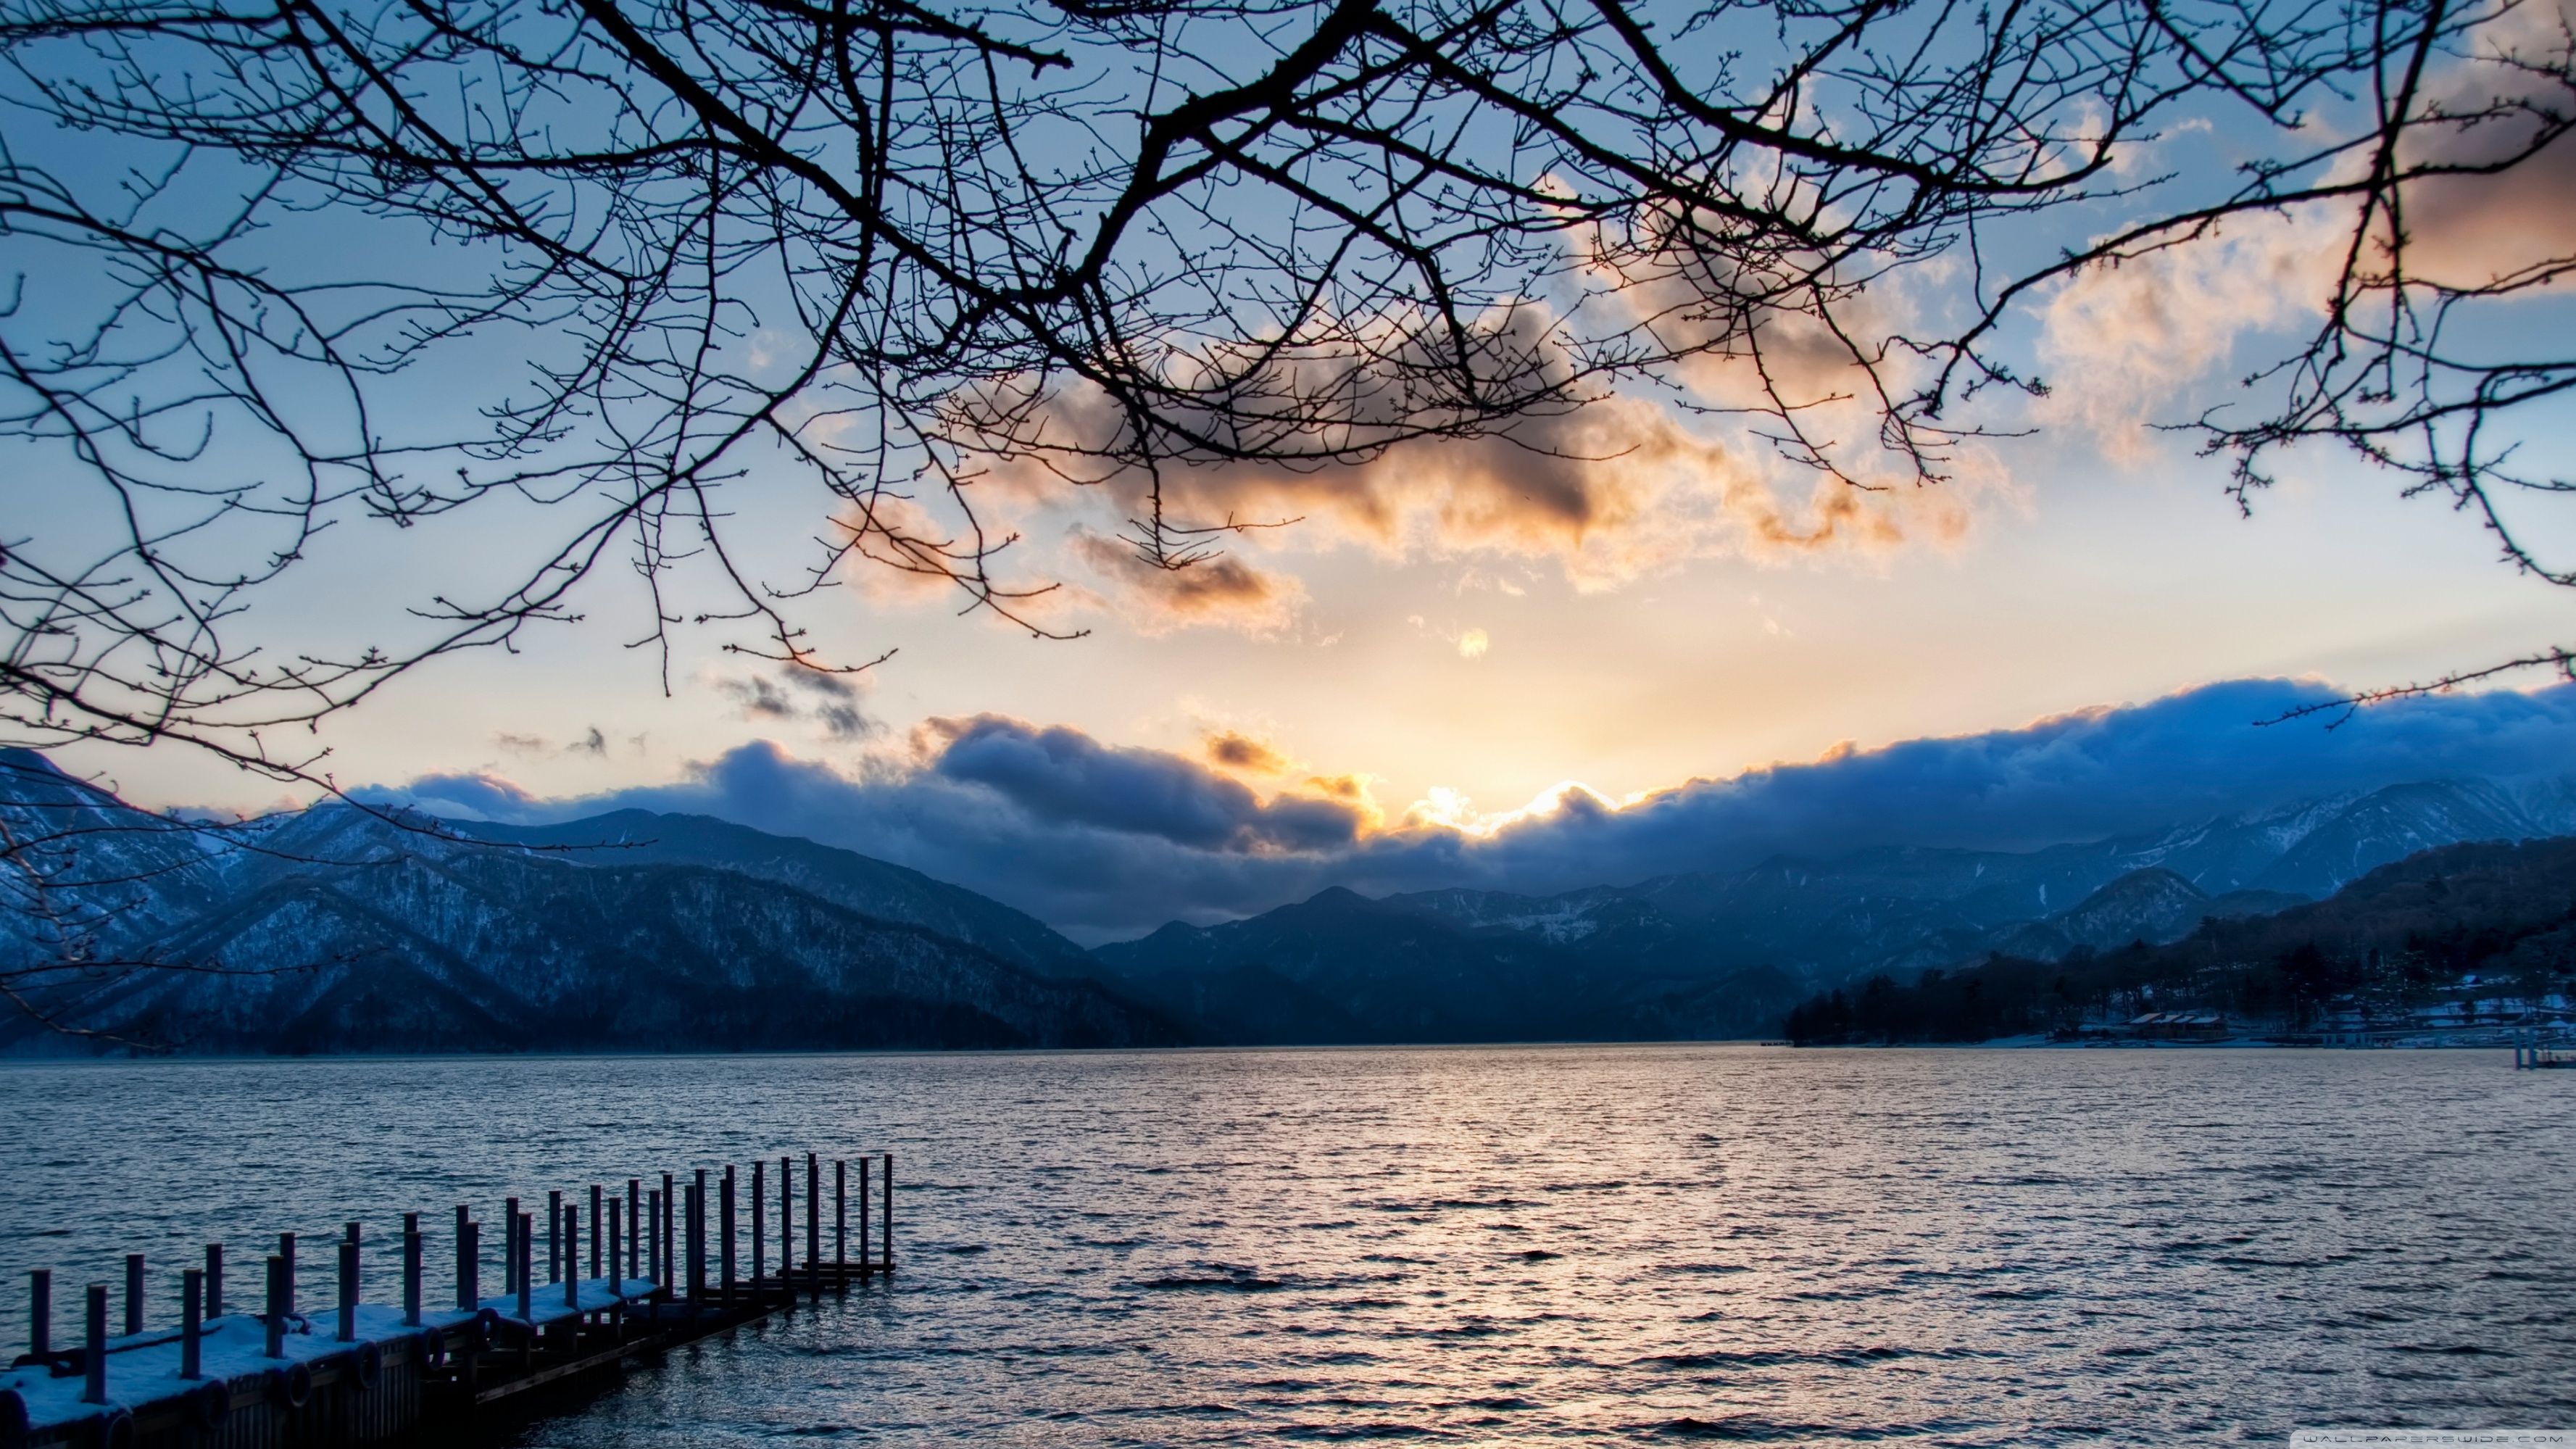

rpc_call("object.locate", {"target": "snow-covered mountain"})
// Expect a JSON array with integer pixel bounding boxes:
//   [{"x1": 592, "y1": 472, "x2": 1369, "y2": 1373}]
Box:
[
  {"x1": 10, "y1": 750, "x2": 2570, "y2": 1053},
  {"x1": 1097, "y1": 776, "x2": 2576, "y2": 1043},
  {"x1": 0, "y1": 752, "x2": 1174, "y2": 1055},
  {"x1": 1426, "y1": 776, "x2": 2576, "y2": 981}
]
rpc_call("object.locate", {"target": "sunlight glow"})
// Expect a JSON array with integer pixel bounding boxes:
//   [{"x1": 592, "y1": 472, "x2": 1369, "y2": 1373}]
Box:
[{"x1": 1401, "y1": 778, "x2": 1641, "y2": 836}]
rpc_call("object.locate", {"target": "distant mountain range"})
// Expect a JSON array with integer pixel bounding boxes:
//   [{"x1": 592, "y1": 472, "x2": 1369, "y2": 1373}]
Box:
[
  {"x1": 1091, "y1": 778, "x2": 2576, "y2": 1041},
  {"x1": 0, "y1": 751, "x2": 1176, "y2": 1054},
  {"x1": 1782, "y1": 836, "x2": 2576, "y2": 1045},
  {"x1": 4, "y1": 748, "x2": 2572, "y2": 1054}
]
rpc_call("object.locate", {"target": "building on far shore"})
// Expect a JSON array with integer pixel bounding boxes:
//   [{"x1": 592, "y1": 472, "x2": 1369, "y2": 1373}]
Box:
[{"x1": 2124, "y1": 1010, "x2": 2229, "y2": 1041}]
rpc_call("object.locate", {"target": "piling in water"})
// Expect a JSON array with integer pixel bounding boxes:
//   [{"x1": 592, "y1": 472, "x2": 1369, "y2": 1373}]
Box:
[
  {"x1": 81, "y1": 1284, "x2": 104, "y2": 1406},
  {"x1": 338, "y1": 1225, "x2": 360, "y2": 1342},
  {"x1": 403, "y1": 1213, "x2": 423, "y2": 1327},
  {"x1": 720, "y1": 1167, "x2": 738, "y2": 1303},
  {"x1": 179, "y1": 1268, "x2": 202, "y2": 1381},
  {"x1": 263, "y1": 1255, "x2": 286, "y2": 1359},
  {"x1": 122, "y1": 1255, "x2": 143, "y2": 1338}
]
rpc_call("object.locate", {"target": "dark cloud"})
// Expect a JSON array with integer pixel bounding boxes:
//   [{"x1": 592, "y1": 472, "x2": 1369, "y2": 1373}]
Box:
[
  {"x1": 1206, "y1": 731, "x2": 1290, "y2": 774},
  {"x1": 719, "y1": 675, "x2": 798, "y2": 719},
  {"x1": 923, "y1": 715, "x2": 1363, "y2": 852},
  {"x1": 370, "y1": 678, "x2": 2576, "y2": 942},
  {"x1": 715, "y1": 665, "x2": 881, "y2": 740}
]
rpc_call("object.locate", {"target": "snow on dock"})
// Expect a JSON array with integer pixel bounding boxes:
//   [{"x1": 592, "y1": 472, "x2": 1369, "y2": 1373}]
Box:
[{"x1": 2, "y1": 1152, "x2": 893, "y2": 1448}]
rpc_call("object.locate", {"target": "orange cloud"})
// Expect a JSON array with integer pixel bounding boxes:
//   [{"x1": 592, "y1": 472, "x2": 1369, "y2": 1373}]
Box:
[
  {"x1": 944, "y1": 299, "x2": 1974, "y2": 626},
  {"x1": 1067, "y1": 529, "x2": 1305, "y2": 636},
  {"x1": 1205, "y1": 730, "x2": 1291, "y2": 775}
]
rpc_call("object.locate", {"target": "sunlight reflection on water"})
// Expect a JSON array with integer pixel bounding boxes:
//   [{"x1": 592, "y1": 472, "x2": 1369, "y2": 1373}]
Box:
[{"x1": 1, "y1": 1045, "x2": 2569, "y2": 1445}]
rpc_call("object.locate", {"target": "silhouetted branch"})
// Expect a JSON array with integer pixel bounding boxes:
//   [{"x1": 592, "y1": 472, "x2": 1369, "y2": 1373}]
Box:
[{"x1": 0, "y1": 0, "x2": 2564, "y2": 765}]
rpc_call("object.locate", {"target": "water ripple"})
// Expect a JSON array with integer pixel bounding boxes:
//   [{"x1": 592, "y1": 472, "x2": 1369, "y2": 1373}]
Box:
[{"x1": 0, "y1": 1045, "x2": 2567, "y2": 1445}]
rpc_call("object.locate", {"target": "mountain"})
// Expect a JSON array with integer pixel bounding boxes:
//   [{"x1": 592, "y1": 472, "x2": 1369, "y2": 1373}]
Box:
[
  {"x1": 12, "y1": 750, "x2": 2572, "y2": 1054},
  {"x1": 1098, "y1": 777, "x2": 2576, "y2": 1043},
  {"x1": 0, "y1": 750, "x2": 233, "y2": 965},
  {"x1": 1985, "y1": 869, "x2": 2303, "y2": 960},
  {"x1": 1092, "y1": 886, "x2": 1802, "y2": 1043},
  {"x1": 0, "y1": 753, "x2": 1176, "y2": 1055},
  {"x1": 1784, "y1": 836, "x2": 2576, "y2": 1044},
  {"x1": 1414, "y1": 778, "x2": 2576, "y2": 981},
  {"x1": 439, "y1": 809, "x2": 1097, "y2": 979}
]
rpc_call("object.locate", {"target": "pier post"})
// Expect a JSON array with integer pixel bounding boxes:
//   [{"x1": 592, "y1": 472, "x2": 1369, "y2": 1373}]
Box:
[
  {"x1": 279, "y1": 1232, "x2": 296, "y2": 1316},
  {"x1": 504, "y1": 1198, "x2": 520, "y2": 1293},
  {"x1": 516, "y1": 1212, "x2": 533, "y2": 1325},
  {"x1": 125, "y1": 1253, "x2": 144, "y2": 1336},
  {"x1": 858, "y1": 1158, "x2": 871, "y2": 1273},
  {"x1": 626, "y1": 1180, "x2": 641, "y2": 1282},
  {"x1": 549, "y1": 1190, "x2": 562, "y2": 1285},
  {"x1": 565, "y1": 1206, "x2": 581, "y2": 1310},
  {"x1": 264, "y1": 1255, "x2": 287, "y2": 1358},
  {"x1": 404, "y1": 1213, "x2": 423, "y2": 1326},
  {"x1": 883, "y1": 1153, "x2": 894, "y2": 1271},
  {"x1": 608, "y1": 1198, "x2": 623, "y2": 1287},
  {"x1": 751, "y1": 1162, "x2": 765, "y2": 1290},
  {"x1": 690, "y1": 1170, "x2": 708, "y2": 1303},
  {"x1": 83, "y1": 1283, "x2": 106, "y2": 1405},
  {"x1": 456, "y1": 1209, "x2": 478, "y2": 1310},
  {"x1": 28, "y1": 1269, "x2": 49, "y2": 1358},
  {"x1": 181, "y1": 1267, "x2": 204, "y2": 1379},
  {"x1": 680, "y1": 1180, "x2": 697, "y2": 1303},
  {"x1": 836, "y1": 1159, "x2": 847, "y2": 1271},
  {"x1": 206, "y1": 1244, "x2": 223, "y2": 1317},
  {"x1": 720, "y1": 1167, "x2": 738, "y2": 1303},
  {"x1": 670, "y1": 1165, "x2": 690, "y2": 1289},
  {"x1": 338, "y1": 1224, "x2": 360, "y2": 1342},
  {"x1": 646, "y1": 1189, "x2": 661, "y2": 1286},
  {"x1": 806, "y1": 1151, "x2": 820, "y2": 1297},
  {"x1": 779, "y1": 1155, "x2": 793, "y2": 1284},
  {"x1": 590, "y1": 1184, "x2": 604, "y2": 1280}
]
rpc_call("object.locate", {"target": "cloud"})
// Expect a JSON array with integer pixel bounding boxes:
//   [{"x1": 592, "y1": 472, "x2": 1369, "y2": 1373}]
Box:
[
  {"x1": 1205, "y1": 730, "x2": 1291, "y2": 775},
  {"x1": 2036, "y1": 4, "x2": 2576, "y2": 446},
  {"x1": 713, "y1": 664, "x2": 880, "y2": 741},
  {"x1": 2037, "y1": 206, "x2": 2347, "y2": 450},
  {"x1": 1068, "y1": 529, "x2": 1305, "y2": 636},
  {"x1": 2398, "y1": 0, "x2": 2576, "y2": 291},
  {"x1": 936, "y1": 296, "x2": 1976, "y2": 639},
  {"x1": 914, "y1": 714, "x2": 1367, "y2": 854},
  {"x1": 1457, "y1": 628, "x2": 1490, "y2": 660},
  {"x1": 365, "y1": 678, "x2": 2576, "y2": 941}
]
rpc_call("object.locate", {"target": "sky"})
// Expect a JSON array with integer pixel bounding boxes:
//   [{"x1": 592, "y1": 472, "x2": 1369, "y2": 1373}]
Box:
[{"x1": 15, "y1": 0, "x2": 2576, "y2": 941}]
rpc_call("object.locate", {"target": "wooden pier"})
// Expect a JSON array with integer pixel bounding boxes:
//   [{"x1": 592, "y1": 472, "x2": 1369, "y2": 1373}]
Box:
[{"x1": 1, "y1": 1150, "x2": 894, "y2": 1448}]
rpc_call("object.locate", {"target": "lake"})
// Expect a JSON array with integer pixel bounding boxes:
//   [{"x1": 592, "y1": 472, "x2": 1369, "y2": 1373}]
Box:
[{"x1": 1, "y1": 1045, "x2": 2569, "y2": 1444}]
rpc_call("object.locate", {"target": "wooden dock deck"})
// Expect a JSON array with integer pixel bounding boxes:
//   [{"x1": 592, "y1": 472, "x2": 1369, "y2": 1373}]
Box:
[{"x1": 2, "y1": 1150, "x2": 892, "y2": 1448}]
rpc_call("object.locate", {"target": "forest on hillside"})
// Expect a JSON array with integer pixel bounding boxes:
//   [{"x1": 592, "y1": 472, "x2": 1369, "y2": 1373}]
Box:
[{"x1": 1783, "y1": 839, "x2": 2576, "y2": 1045}]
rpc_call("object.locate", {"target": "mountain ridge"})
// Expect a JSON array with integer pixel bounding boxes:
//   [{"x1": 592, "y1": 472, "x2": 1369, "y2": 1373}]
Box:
[
  {"x1": 1094, "y1": 776, "x2": 2576, "y2": 1042},
  {"x1": 8, "y1": 752, "x2": 2572, "y2": 1052},
  {"x1": 0, "y1": 752, "x2": 1176, "y2": 1055}
]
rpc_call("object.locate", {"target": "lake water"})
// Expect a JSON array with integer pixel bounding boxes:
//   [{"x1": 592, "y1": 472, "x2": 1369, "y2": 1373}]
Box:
[{"x1": 0, "y1": 1045, "x2": 2569, "y2": 1445}]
